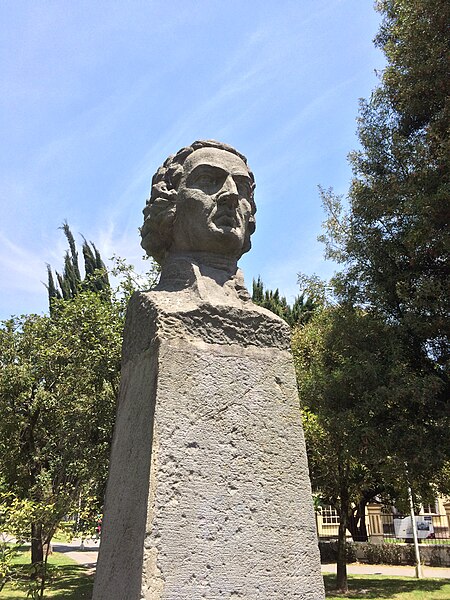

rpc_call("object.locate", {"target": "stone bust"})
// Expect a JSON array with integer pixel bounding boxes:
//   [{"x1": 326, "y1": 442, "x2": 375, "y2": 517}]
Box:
[
  {"x1": 141, "y1": 140, "x2": 256, "y2": 263},
  {"x1": 141, "y1": 140, "x2": 257, "y2": 303}
]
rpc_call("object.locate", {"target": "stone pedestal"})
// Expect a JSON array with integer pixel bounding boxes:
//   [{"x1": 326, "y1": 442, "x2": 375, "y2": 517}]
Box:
[{"x1": 93, "y1": 289, "x2": 324, "y2": 599}]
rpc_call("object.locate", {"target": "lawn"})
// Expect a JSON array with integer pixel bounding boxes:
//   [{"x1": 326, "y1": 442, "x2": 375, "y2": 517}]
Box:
[
  {"x1": 1, "y1": 549, "x2": 93, "y2": 599},
  {"x1": 3, "y1": 556, "x2": 450, "y2": 599},
  {"x1": 323, "y1": 573, "x2": 450, "y2": 599}
]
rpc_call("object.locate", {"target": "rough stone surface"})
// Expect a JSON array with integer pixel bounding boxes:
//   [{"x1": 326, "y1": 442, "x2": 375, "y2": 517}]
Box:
[
  {"x1": 93, "y1": 140, "x2": 324, "y2": 599},
  {"x1": 93, "y1": 290, "x2": 324, "y2": 599}
]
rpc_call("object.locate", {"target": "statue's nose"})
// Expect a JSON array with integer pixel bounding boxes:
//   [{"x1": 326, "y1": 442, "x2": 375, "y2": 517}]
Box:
[{"x1": 219, "y1": 175, "x2": 239, "y2": 203}]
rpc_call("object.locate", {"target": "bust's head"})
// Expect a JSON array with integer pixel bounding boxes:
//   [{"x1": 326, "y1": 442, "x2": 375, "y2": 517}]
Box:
[{"x1": 141, "y1": 140, "x2": 256, "y2": 264}]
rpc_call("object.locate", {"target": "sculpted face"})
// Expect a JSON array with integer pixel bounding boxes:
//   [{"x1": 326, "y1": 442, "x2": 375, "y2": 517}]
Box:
[{"x1": 171, "y1": 148, "x2": 253, "y2": 258}]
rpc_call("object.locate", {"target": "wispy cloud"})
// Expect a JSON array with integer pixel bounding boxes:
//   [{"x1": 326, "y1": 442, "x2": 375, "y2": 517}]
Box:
[
  {"x1": 102, "y1": 55, "x2": 281, "y2": 230},
  {"x1": 0, "y1": 0, "x2": 382, "y2": 319},
  {"x1": 0, "y1": 233, "x2": 49, "y2": 294}
]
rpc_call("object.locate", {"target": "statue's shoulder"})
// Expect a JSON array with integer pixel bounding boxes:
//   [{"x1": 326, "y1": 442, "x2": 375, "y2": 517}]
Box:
[
  {"x1": 125, "y1": 288, "x2": 290, "y2": 351},
  {"x1": 129, "y1": 288, "x2": 286, "y2": 324}
]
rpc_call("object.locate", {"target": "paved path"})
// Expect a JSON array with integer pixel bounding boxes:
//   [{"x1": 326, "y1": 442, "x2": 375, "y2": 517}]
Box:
[
  {"x1": 322, "y1": 562, "x2": 450, "y2": 579},
  {"x1": 52, "y1": 539, "x2": 99, "y2": 574}
]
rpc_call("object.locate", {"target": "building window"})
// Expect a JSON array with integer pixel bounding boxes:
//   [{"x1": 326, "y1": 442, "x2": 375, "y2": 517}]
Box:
[
  {"x1": 320, "y1": 505, "x2": 340, "y2": 524},
  {"x1": 422, "y1": 501, "x2": 438, "y2": 514}
]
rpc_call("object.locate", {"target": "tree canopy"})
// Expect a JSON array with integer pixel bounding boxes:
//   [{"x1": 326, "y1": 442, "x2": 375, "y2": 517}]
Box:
[
  {"x1": 307, "y1": 1, "x2": 449, "y2": 590},
  {"x1": 0, "y1": 293, "x2": 122, "y2": 546},
  {"x1": 321, "y1": 0, "x2": 449, "y2": 375},
  {"x1": 318, "y1": 0, "x2": 449, "y2": 482},
  {"x1": 0, "y1": 223, "x2": 159, "y2": 587}
]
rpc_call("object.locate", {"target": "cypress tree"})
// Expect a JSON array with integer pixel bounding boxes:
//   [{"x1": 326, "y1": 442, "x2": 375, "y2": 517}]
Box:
[{"x1": 46, "y1": 223, "x2": 110, "y2": 310}]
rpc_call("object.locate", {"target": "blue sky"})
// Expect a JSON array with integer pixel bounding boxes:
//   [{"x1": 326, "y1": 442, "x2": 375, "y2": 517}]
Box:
[{"x1": 0, "y1": 0, "x2": 383, "y2": 320}]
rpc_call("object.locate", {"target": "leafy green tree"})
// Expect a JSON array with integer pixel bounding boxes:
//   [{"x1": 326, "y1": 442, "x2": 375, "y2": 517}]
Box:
[
  {"x1": 294, "y1": 305, "x2": 390, "y2": 591},
  {"x1": 320, "y1": 0, "x2": 449, "y2": 393},
  {"x1": 313, "y1": 6, "x2": 450, "y2": 590},
  {"x1": 0, "y1": 246, "x2": 159, "y2": 587},
  {"x1": 0, "y1": 489, "x2": 70, "y2": 597},
  {"x1": 0, "y1": 293, "x2": 122, "y2": 570},
  {"x1": 109, "y1": 254, "x2": 160, "y2": 317},
  {"x1": 297, "y1": 301, "x2": 448, "y2": 592}
]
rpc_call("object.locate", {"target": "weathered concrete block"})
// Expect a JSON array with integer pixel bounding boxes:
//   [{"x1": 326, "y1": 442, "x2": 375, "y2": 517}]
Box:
[{"x1": 93, "y1": 291, "x2": 324, "y2": 599}]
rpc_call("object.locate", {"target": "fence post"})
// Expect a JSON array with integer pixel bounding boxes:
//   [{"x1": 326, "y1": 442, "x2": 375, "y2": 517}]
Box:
[{"x1": 367, "y1": 503, "x2": 383, "y2": 545}]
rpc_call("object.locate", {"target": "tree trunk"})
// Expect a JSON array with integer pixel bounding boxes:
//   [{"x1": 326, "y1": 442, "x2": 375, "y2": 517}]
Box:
[
  {"x1": 358, "y1": 504, "x2": 368, "y2": 541},
  {"x1": 31, "y1": 522, "x2": 44, "y2": 565},
  {"x1": 336, "y1": 483, "x2": 349, "y2": 593},
  {"x1": 348, "y1": 499, "x2": 369, "y2": 542}
]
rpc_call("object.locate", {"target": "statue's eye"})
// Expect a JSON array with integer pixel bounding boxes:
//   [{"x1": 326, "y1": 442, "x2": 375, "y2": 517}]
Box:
[
  {"x1": 192, "y1": 172, "x2": 222, "y2": 192},
  {"x1": 196, "y1": 175, "x2": 216, "y2": 186}
]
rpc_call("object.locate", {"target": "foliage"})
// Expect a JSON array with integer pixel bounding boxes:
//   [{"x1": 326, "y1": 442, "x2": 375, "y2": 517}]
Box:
[
  {"x1": 294, "y1": 305, "x2": 395, "y2": 503},
  {"x1": 252, "y1": 276, "x2": 317, "y2": 326},
  {"x1": 375, "y1": 0, "x2": 449, "y2": 137},
  {"x1": 0, "y1": 542, "x2": 18, "y2": 593},
  {"x1": 0, "y1": 293, "x2": 122, "y2": 496},
  {"x1": 319, "y1": 0, "x2": 449, "y2": 409},
  {"x1": 334, "y1": 0, "x2": 450, "y2": 477},
  {"x1": 46, "y1": 222, "x2": 110, "y2": 308},
  {"x1": 0, "y1": 291, "x2": 123, "y2": 595},
  {"x1": 0, "y1": 494, "x2": 67, "y2": 597},
  {"x1": 109, "y1": 254, "x2": 160, "y2": 318},
  {"x1": 362, "y1": 542, "x2": 414, "y2": 566},
  {"x1": 311, "y1": 3, "x2": 449, "y2": 589},
  {"x1": 293, "y1": 304, "x2": 401, "y2": 494},
  {"x1": 0, "y1": 491, "x2": 26, "y2": 591},
  {"x1": 292, "y1": 298, "x2": 447, "y2": 589},
  {"x1": 0, "y1": 231, "x2": 159, "y2": 597},
  {"x1": 319, "y1": 541, "x2": 357, "y2": 565}
]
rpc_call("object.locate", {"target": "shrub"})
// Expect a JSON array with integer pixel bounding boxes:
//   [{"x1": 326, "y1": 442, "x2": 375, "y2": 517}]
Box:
[
  {"x1": 318, "y1": 540, "x2": 356, "y2": 564},
  {"x1": 362, "y1": 543, "x2": 404, "y2": 565}
]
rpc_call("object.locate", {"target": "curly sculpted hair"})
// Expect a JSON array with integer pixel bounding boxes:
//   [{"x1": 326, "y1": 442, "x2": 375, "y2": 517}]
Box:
[{"x1": 140, "y1": 140, "x2": 256, "y2": 263}]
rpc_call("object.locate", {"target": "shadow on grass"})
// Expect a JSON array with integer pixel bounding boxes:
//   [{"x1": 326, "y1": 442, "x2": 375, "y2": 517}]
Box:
[
  {"x1": 48, "y1": 564, "x2": 94, "y2": 600},
  {"x1": 323, "y1": 573, "x2": 450, "y2": 599},
  {"x1": 5, "y1": 564, "x2": 93, "y2": 600}
]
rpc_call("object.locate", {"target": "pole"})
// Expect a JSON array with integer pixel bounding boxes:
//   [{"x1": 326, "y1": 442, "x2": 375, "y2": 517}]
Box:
[
  {"x1": 75, "y1": 490, "x2": 82, "y2": 534},
  {"x1": 407, "y1": 481, "x2": 422, "y2": 579}
]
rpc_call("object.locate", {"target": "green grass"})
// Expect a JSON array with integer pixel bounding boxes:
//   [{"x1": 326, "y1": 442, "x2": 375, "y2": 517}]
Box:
[
  {"x1": 1, "y1": 549, "x2": 93, "y2": 599},
  {"x1": 324, "y1": 573, "x2": 450, "y2": 599},
  {"x1": 3, "y1": 553, "x2": 450, "y2": 600},
  {"x1": 51, "y1": 522, "x2": 80, "y2": 544}
]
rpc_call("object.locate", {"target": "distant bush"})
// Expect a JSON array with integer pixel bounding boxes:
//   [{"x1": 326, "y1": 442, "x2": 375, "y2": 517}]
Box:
[
  {"x1": 318, "y1": 541, "x2": 356, "y2": 564},
  {"x1": 362, "y1": 543, "x2": 405, "y2": 565},
  {"x1": 319, "y1": 540, "x2": 450, "y2": 566}
]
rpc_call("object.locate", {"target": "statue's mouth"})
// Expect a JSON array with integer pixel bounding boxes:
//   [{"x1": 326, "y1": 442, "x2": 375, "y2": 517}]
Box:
[{"x1": 214, "y1": 211, "x2": 237, "y2": 228}]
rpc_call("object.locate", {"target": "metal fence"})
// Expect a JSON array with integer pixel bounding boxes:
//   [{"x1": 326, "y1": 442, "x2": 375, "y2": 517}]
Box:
[
  {"x1": 380, "y1": 512, "x2": 450, "y2": 545},
  {"x1": 316, "y1": 507, "x2": 450, "y2": 545}
]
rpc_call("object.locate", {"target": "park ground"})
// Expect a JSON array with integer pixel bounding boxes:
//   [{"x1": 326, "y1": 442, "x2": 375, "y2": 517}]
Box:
[{"x1": 2, "y1": 540, "x2": 450, "y2": 599}]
